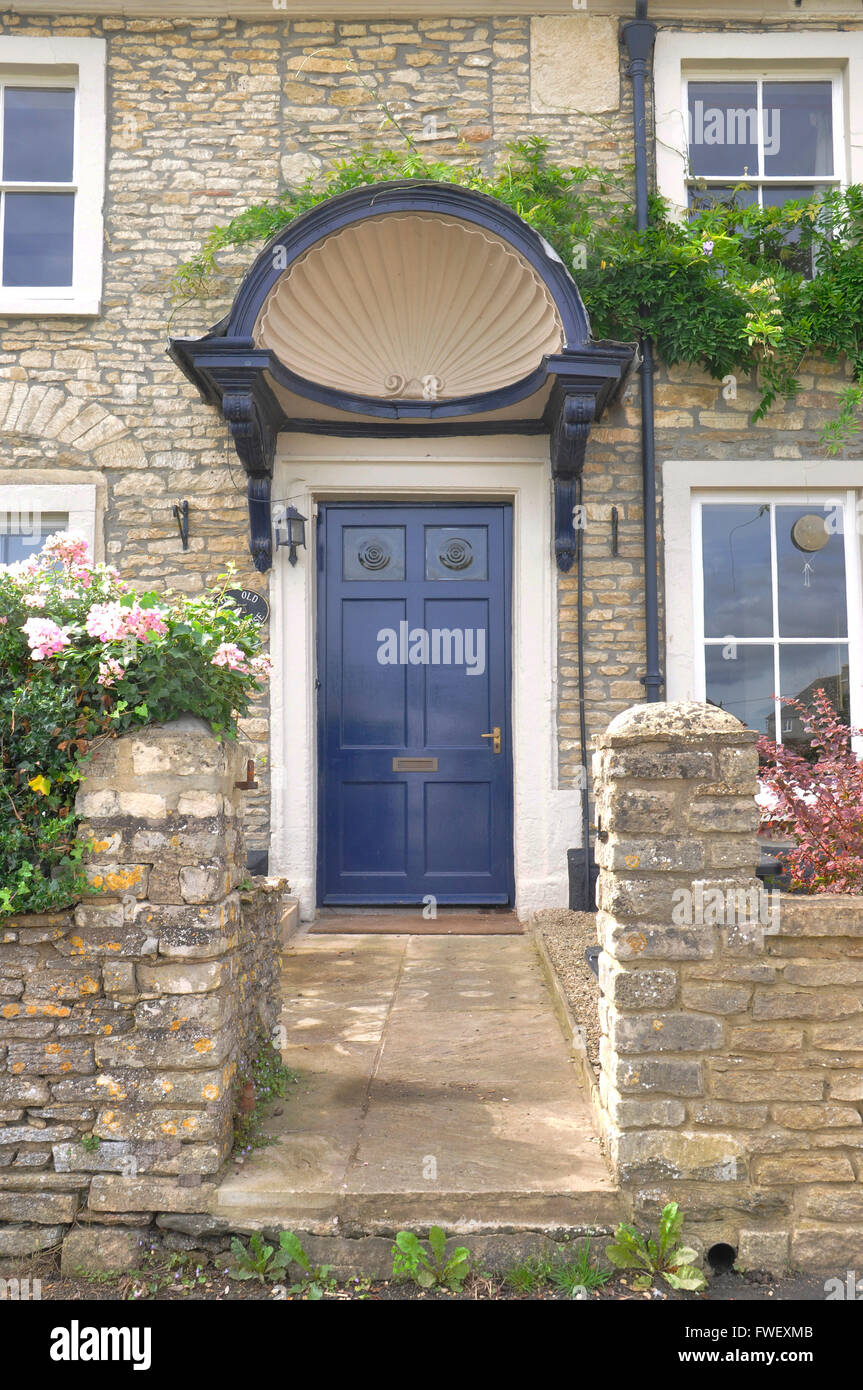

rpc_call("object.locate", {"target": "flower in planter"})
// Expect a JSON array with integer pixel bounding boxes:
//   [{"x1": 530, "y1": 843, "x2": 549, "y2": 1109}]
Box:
[
  {"x1": 42, "y1": 532, "x2": 91, "y2": 568},
  {"x1": 22, "y1": 616, "x2": 71, "y2": 661},
  {"x1": 85, "y1": 599, "x2": 167, "y2": 643},
  {"x1": 0, "y1": 535, "x2": 270, "y2": 917},
  {"x1": 97, "y1": 657, "x2": 125, "y2": 688},
  {"x1": 211, "y1": 641, "x2": 251, "y2": 673}
]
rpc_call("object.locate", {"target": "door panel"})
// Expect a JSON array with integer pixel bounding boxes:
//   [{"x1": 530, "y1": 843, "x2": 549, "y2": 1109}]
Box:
[{"x1": 318, "y1": 503, "x2": 513, "y2": 904}]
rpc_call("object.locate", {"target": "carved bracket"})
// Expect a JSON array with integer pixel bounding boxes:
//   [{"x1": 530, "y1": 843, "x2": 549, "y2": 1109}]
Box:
[
  {"x1": 221, "y1": 388, "x2": 277, "y2": 573},
  {"x1": 550, "y1": 391, "x2": 596, "y2": 573},
  {"x1": 169, "y1": 331, "x2": 632, "y2": 578},
  {"x1": 222, "y1": 388, "x2": 276, "y2": 480},
  {"x1": 194, "y1": 358, "x2": 281, "y2": 573}
]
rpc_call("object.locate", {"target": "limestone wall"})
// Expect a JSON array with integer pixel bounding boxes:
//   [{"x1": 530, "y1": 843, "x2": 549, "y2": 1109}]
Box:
[
  {"x1": 593, "y1": 701, "x2": 863, "y2": 1273},
  {"x1": 0, "y1": 719, "x2": 284, "y2": 1261},
  {"x1": 1, "y1": 13, "x2": 860, "y2": 818}
]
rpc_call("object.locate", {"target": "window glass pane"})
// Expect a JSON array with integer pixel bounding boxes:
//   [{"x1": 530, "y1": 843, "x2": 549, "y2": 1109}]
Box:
[
  {"x1": 705, "y1": 643, "x2": 775, "y2": 734},
  {"x1": 687, "y1": 183, "x2": 757, "y2": 214},
  {"x1": 777, "y1": 643, "x2": 850, "y2": 751},
  {"x1": 342, "y1": 527, "x2": 405, "y2": 581},
  {"x1": 2, "y1": 88, "x2": 75, "y2": 183},
  {"x1": 701, "y1": 503, "x2": 773, "y2": 638},
  {"x1": 761, "y1": 184, "x2": 825, "y2": 209},
  {"x1": 0, "y1": 511, "x2": 67, "y2": 565},
  {"x1": 761, "y1": 186, "x2": 826, "y2": 274},
  {"x1": 688, "y1": 82, "x2": 759, "y2": 178},
  {"x1": 425, "y1": 526, "x2": 488, "y2": 581},
  {"x1": 762, "y1": 81, "x2": 833, "y2": 177},
  {"x1": 2, "y1": 193, "x2": 74, "y2": 287},
  {"x1": 776, "y1": 504, "x2": 847, "y2": 638}
]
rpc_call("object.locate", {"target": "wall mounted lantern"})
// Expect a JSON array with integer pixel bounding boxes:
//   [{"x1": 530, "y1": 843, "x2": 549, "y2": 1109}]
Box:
[{"x1": 275, "y1": 504, "x2": 307, "y2": 566}]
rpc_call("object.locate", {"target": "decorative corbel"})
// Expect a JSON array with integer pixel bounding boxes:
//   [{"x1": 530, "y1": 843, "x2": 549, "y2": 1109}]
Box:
[
  {"x1": 214, "y1": 368, "x2": 281, "y2": 573},
  {"x1": 222, "y1": 389, "x2": 276, "y2": 573},
  {"x1": 550, "y1": 391, "x2": 595, "y2": 573}
]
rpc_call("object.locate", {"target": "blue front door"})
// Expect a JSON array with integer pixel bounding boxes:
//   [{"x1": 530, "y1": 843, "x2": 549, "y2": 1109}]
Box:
[{"x1": 318, "y1": 503, "x2": 513, "y2": 905}]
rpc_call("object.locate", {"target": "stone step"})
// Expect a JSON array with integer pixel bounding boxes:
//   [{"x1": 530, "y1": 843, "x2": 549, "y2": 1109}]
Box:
[{"x1": 212, "y1": 1188, "x2": 625, "y2": 1238}]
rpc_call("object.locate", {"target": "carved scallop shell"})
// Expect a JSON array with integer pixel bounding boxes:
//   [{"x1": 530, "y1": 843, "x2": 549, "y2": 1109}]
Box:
[{"x1": 254, "y1": 212, "x2": 564, "y2": 399}]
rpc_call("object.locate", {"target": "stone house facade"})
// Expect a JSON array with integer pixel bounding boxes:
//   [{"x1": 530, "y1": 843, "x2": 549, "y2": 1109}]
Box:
[{"x1": 1, "y1": 2, "x2": 862, "y2": 919}]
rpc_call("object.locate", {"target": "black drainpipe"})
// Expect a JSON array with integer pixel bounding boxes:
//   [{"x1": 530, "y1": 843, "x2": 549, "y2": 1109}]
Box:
[
  {"x1": 576, "y1": 471, "x2": 592, "y2": 912},
  {"x1": 622, "y1": 3, "x2": 663, "y2": 703}
]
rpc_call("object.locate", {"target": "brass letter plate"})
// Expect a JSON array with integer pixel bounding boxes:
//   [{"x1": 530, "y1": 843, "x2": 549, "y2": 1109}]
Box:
[{"x1": 392, "y1": 757, "x2": 438, "y2": 772}]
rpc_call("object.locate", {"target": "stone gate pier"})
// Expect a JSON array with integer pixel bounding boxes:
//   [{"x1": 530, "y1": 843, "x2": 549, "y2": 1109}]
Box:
[
  {"x1": 593, "y1": 702, "x2": 863, "y2": 1273},
  {"x1": 0, "y1": 718, "x2": 289, "y2": 1272}
]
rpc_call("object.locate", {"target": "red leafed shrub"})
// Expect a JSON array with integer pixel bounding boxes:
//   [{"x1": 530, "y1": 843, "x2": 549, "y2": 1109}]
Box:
[{"x1": 757, "y1": 689, "x2": 863, "y2": 893}]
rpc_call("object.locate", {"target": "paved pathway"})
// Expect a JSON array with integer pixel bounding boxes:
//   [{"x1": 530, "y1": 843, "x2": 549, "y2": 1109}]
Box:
[{"x1": 216, "y1": 932, "x2": 617, "y2": 1232}]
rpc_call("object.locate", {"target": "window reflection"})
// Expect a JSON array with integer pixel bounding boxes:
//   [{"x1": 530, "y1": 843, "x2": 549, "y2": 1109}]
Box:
[
  {"x1": 3, "y1": 194, "x2": 74, "y2": 287},
  {"x1": 2, "y1": 88, "x2": 75, "y2": 183},
  {"x1": 775, "y1": 644, "x2": 850, "y2": 753},
  {"x1": 700, "y1": 500, "x2": 851, "y2": 749},
  {"x1": 705, "y1": 644, "x2": 775, "y2": 735},
  {"x1": 702, "y1": 503, "x2": 772, "y2": 637},
  {"x1": 776, "y1": 504, "x2": 847, "y2": 639}
]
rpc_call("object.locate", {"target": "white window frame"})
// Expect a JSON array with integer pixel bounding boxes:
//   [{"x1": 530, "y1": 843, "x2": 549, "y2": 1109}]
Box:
[
  {"x1": 655, "y1": 32, "x2": 863, "y2": 216},
  {"x1": 692, "y1": 489, "x2": 859, "y2": 742},
  {"x1": 683, "y1": 68, "x2": 843, "y2": 210},
  {"x1": 0, "y1": 481, "x2": 99, "y2": 559},
  {"x1": 663, "y1": 459, "x2": 863, "y2": 742},
  {"x1": 0, "y1": 37, "x2": 105, "y2": 316}
]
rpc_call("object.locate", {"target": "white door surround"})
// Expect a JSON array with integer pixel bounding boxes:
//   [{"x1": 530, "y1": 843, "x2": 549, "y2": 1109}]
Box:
[{"x1": 268, "y1": 433, "x2": 581, "y2": 920}]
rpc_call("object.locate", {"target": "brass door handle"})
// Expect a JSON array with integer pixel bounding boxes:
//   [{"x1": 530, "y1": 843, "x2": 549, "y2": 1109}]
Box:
[{"x1": 481, "y1": 726, "x2": 502, "y2": 754}]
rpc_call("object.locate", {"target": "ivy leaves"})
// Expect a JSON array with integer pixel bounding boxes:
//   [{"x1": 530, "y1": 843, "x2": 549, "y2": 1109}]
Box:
[{"x1": 171, "y1": 139, "x2": 863, "y2": 444}]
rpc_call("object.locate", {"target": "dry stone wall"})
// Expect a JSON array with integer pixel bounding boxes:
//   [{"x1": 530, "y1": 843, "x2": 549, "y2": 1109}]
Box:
[
  {"x1": 0, "y1": 719, "x2": 285, "y2": 1261},
  {"x1": 593, "y1": 701, "x2": 863, "y2": 1273}
]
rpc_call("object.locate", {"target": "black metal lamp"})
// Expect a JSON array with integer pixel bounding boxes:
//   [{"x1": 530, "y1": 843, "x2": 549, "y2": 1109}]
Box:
[{"x1": 275, "y1": 504, "x2": 307, "y2": 566}]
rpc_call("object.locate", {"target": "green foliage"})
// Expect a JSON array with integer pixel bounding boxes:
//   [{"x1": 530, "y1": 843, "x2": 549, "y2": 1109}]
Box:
[
  {"x1": 170, "y1": 136, "x2": 616, "y2": 308},
  {"x1": 0, "y1": 535, "x2": 268, "y2": 917},
  {"x1": 391, "y1": 1227, "x2": 471, "y2": 1292},
  {"x1": 504, "y1": 1240, "x2": 611, "y2": 1296},
  {"x1": 123, "y1": 1249, "x2": 210, "y2": 1300},
  {"x1": 548, "y1": 1240, "x2": 613, "y2": 1296},
  {"x1": 232, "y1": 1035, "x2": 297, "y2": 1154},
  {"x1": 229, "y1": 1232, "x2": 278, "y2": 1283},
  {"x1": 230, "y1": 1230, "x2": 335, "y2": 1297},
  {"x1": 172, "y1": 141, "x2": 863, "y2": 441},
  {"x1": 275, "y1": 1230, "x2": 336, "y2": 1299},
  {"x1": 80, "y1": 1133, "x2": 101, "y2": 1153},
  {"x1": 606, "y1": 1202, "x2": 707, "y2": 1292}
]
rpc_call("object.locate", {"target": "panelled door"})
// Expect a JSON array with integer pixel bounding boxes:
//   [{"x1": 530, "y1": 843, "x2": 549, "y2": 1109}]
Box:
[{"x1": 317, "y1": 503, "x2": 513, "y2": 904}]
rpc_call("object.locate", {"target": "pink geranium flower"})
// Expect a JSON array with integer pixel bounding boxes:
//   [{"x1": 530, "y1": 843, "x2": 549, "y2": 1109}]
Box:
[
  {"x1": 22, "y1": 617, "x2": 70, "y2": 661},
  {"x1": 211, "y1": 642, "x2": 251, "y2": 674},
  {"x1": 42, "y1": 532, "x2": 91, "y2": 568},
  {"x1": 97, "y1": 657, "x2": 125, "y2": 688},
  {"x1": 85, "y1": 601, "x2": 167, "y2": 643}
]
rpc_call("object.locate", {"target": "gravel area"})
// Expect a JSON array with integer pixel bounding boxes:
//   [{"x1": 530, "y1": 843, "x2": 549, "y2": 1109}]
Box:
[{"x1": 533, "y1": 908, "x2": 602, "y2": 1069}]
